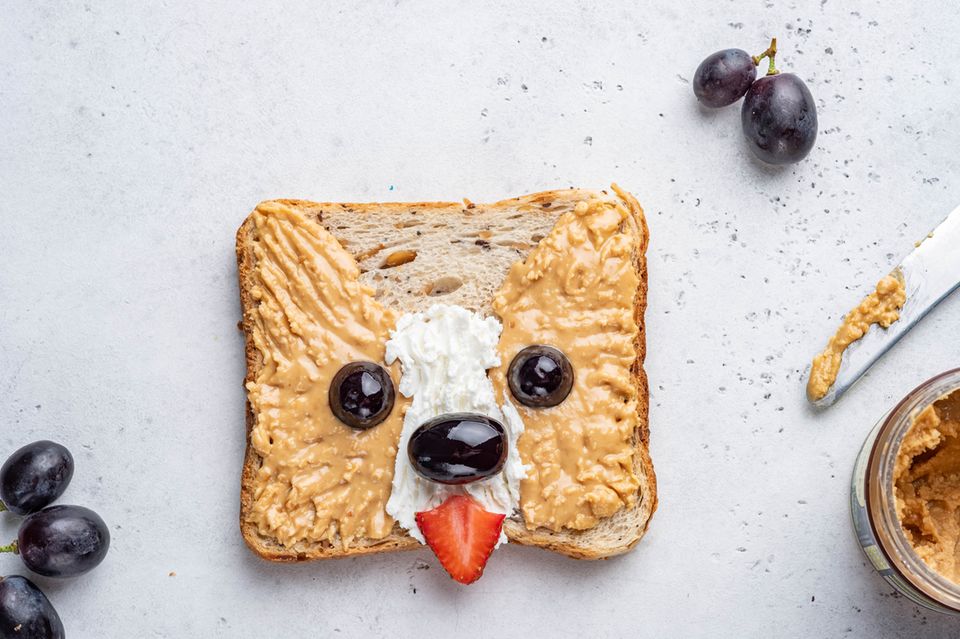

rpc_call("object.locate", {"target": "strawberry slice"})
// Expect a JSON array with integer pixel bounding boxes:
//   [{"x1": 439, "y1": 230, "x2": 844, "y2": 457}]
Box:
[{"x1": 415, "y1": 495, "x2": 505, "y2": 584}]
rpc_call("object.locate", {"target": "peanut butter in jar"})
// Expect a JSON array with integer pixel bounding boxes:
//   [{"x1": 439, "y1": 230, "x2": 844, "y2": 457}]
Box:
[{"x1": 852, "y1": 368, "x2": 960, "y2": 613}]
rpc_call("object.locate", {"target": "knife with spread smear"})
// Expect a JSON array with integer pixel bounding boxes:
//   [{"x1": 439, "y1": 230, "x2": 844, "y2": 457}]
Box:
[{"x1": 807, "y1": 203, "x2": 960, "y2": 407}]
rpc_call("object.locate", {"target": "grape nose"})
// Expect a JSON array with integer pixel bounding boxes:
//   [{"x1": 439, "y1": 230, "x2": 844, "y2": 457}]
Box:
[{"x1": 407, "y1": 413, "x2": 507, "y2": 485}]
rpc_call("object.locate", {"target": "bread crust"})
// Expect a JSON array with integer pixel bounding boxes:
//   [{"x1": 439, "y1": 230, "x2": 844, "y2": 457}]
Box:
[{"x1": 236, "y1": 187, "x2": 656, "y2": 562}]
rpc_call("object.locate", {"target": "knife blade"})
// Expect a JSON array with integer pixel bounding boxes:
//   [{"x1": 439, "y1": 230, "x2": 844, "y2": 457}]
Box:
[{"x1": 809, "y1": 202, "x2": 960, "y2": 407}]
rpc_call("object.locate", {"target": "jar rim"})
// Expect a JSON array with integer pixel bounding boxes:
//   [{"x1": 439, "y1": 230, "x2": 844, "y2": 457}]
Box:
[{"x1": 865, "y1": 367, "x2": 960, "y2": 610}]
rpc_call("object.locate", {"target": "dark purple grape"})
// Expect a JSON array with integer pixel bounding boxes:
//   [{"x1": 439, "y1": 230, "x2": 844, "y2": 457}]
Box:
[
  {"x1": 0, "y1": 575, "x2": 64, "y2": 639},
  {"x1": 693, "y1": 48, "x2": 757, "y2": 108},
  {"x1": 0, "y1": 441, "x2": 74, "y2": 516},
  {"x1": 507, "y1": 345, "x2": 574, "y2": 408},
  {"x1": 741, "y1": 73, "x2": 818, "y2": 164},
  {"x1": 328, "y1": 362, "x2": 395, "y2": 430},
  {"x1": 17, "y1": 505, "x2": 110, "y2": 578},
  {"x1": 408, "y1": 414, "x2": 506, "y2": 485}
]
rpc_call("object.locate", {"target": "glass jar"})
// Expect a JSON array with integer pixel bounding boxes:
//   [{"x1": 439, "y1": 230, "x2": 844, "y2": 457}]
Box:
[{"x1": 851, "y1": 367, "x2": 960, "y2": 614}]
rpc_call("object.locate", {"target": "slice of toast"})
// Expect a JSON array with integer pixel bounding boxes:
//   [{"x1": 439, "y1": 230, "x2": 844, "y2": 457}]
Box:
[{"x1": 236, "y1": 186, "x2": 656, "y2": 561}]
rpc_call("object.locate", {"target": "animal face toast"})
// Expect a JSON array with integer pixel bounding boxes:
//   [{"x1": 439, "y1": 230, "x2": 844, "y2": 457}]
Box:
[{"x1": 237, "y1": 186, "x2": 655, "y2": 576}]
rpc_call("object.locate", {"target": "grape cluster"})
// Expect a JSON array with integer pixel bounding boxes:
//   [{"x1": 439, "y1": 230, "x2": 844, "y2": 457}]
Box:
[
  {"x1": 1, "y1": 441, "x2": 111, "y2": 638},
  {"x1": 693, "y1": 38, "x2": 817, "y2": 165}
]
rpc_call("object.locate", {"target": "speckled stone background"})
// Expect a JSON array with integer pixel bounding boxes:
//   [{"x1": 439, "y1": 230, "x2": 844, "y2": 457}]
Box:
[{"x1": 2, "y1": 1, "x2": 959, "y2": 637}]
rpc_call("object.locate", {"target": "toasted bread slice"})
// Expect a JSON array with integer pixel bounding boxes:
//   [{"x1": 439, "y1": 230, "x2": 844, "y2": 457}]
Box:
[{"x1": 236, "y1": 187, "x2": 656, "y2": 561}]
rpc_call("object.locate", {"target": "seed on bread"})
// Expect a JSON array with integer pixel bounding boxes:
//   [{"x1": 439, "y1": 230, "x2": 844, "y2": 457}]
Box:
[
  {"x1": 381, "y1": 250, "x2": 417, "y2": 268},
  {"x1": 354, "y1": 243, "x2": 386, "y2": 262},
  {"x1": 425, "y1": 276, "x2": 464, "y2": 296}
]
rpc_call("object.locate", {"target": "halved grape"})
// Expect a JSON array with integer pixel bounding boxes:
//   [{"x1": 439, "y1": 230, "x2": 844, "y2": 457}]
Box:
[
  {"x1": 408, "y1": 413, "x2": 507, "y2": 485},
  {"x1": 507, "y1": 345, "x2": 574, "y2": 408},
  {"x1": 328, "y1": 362, "x2": 395, "y2": 430}
]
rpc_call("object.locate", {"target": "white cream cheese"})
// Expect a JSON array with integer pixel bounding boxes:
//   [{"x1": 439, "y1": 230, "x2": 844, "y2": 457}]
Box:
[{"x1": 384, "y1": 304, "x2": 527, "y2": 545}]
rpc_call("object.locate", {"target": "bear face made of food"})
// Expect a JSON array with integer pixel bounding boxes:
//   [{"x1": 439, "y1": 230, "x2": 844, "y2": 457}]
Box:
[{"x1": 238, "y1": 187, "x2": 652, "y2": 583}]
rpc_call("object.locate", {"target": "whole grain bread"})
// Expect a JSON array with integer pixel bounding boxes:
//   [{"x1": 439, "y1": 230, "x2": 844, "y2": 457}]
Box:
[{"x1": 236, "y1": 186, "x2": 656, "y2": 562}]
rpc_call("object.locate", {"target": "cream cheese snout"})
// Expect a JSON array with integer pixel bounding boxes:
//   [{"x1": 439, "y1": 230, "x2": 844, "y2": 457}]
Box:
[{"x1": 384, "y1": 304, "x2": 527, "y2": 545}]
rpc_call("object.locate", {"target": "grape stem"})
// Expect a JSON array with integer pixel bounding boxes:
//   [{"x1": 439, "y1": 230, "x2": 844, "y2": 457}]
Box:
[
  {"x1": 0, "y1": 541, "x2": 17, "y2": 554},
  {"x1": 751, "y1": 37, "x2": 779, "y2": 76}
]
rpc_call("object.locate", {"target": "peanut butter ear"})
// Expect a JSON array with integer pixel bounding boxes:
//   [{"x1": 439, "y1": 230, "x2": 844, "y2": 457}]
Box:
[
  {"x1": 248, "y1": 201, "x2": 393, "y2": 363},
  {"x1": 490, "y1": 190, "x2": 645, "y2": 532},
  {"x1": 243, "y1": 201, "x2": 406, "y2": 547}
]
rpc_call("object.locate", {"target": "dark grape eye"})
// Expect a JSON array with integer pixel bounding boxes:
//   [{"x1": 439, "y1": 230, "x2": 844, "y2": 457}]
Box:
[
  {"x1": 18, "y1": 505, "x2": 110, "y2": 578},
  {"x1": 693, "y1": 48, "x2": 757, "y2": 108},
  {"x1": 741, "y1": 73, "x2": 817, "y2": 165},
  {"x1": 0, "y1": 575, "x2": 65, "y2": 638},
  {"x1": 507, "y1": 345, "x2": 574, "y2": 408},
  {"x1": 409, "y1": 413, "x2": 506, "y2": 485},
  {"x1": 0, "y1": 440, "x2": 74, "y2": 516},
  {"x1": 329, "y1": 362, "x2": 395, "y2": 429}
]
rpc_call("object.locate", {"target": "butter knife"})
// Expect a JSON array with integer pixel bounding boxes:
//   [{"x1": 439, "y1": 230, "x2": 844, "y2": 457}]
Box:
[{"x1": 809, "y1": 203, "x2": 960, "y2": 407}]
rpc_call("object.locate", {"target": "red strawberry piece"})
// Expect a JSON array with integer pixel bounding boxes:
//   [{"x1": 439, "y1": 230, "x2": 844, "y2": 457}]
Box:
[{"x1": 415, "y1": 494, "x2": 505, "y2": 584}]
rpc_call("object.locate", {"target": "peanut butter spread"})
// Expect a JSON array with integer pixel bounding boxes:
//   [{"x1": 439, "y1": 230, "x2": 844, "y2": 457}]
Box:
[
  {"x1": 807, "y1": 273, "x2": 906, "y2": 401},
  {"x1": 490, "y1": 193, "x2": 642, "y2": 531},
  {"x1": 244, "y1": 202, "x2": 406, "y2": 548},
  {"x1": 894, "y1": 390, "x2": 960, "y2": 583}
]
